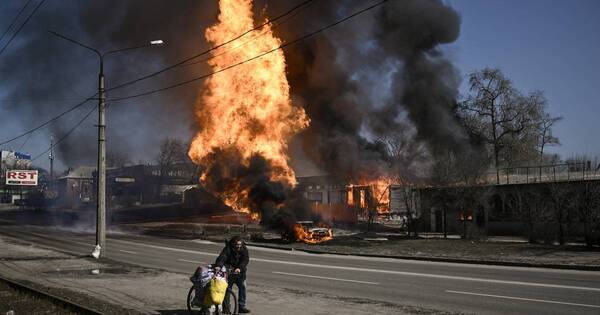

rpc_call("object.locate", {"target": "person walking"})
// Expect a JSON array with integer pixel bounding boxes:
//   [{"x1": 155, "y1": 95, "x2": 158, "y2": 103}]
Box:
[{"x1": 215, "y1": 235, "x2": 250, "y2": 313}]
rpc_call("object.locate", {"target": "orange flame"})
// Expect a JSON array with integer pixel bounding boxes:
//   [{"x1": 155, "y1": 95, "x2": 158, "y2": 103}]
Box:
[
  {"x1": 188, "y1": 0, "x2": 309, "y2": 213},
  {"x1": 347, "y1": 178, "x2": 393, "y2": 214},
  {"x1": 293, "y1": 224, "x2": 333, "y2": 244}
]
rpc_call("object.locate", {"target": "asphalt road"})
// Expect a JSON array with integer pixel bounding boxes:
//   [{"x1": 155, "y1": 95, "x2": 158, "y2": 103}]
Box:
[{"x1": 1, "y1": 224, "x2": 599, "y2": 315}]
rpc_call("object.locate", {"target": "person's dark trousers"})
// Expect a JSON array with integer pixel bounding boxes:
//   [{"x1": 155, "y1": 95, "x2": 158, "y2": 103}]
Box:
[{"x1": 224, "y1": 272, "x2": 246, "y2": 310}]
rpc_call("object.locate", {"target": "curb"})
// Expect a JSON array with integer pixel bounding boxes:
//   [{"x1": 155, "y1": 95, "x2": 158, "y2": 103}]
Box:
[{"x1": 246, "y1": 242, "x2": 600, "y2": 271}]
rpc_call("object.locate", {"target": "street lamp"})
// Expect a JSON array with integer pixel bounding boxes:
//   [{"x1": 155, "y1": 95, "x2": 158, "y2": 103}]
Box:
[{"x1": 49, "y1": 31, "x2": 164, "y2": 258}]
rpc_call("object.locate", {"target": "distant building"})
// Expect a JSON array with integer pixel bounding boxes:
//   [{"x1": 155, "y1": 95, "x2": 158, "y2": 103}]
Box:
[
  {"x1": 296, "y1": 175, "x2": 358, "y2": 224},
  {"x1": 296, "y1": 175, "x2": 348, "y2": 205},
  {"x1": 56, "y1": 166, "x2": 95, "y2": 209},
  {"x1": 106, "y1": 162, "x2": 198, "y2": 207}
]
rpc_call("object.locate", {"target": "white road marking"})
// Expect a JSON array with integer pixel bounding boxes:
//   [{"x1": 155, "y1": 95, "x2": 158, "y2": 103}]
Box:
[
  {"x1": 446, "y1": 290, "x2": 600, "y2": 309},
  {"x1": 273, "y1": 271, "x2": 379, "y2": 285},
  {"x1": 118, "y1": 249, "x2": 138, "y2": 254},
  {"x1": 20, "y1": 229, "x2": 598, "y2": 277},
  {"x1": 114, "y1": 239, "x2": 600, "y2": 292},
  {"x1": 14, "y1": 233, "x2": 600, "y2": 294},
  {"x1": 178, "y1": 259, "x2": 206, "y2": 265},
  {"x1": 114, "y1": 239, "x2": 218, "y2": 257},
  {"x1": 191, "y1": 240, "x2": 217, "y2": 245}
]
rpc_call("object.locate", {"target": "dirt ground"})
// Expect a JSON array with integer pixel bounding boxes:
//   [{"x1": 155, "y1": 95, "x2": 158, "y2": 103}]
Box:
[
  {"x1": 0, "y1": 235, "x2": 466, "y2": 315},
  {"x1": 0, "y1": 280, "x2": 79, "y2": 315},
  {"x1": 123, "y1": 221, "x2": 600, "y2": 269}
]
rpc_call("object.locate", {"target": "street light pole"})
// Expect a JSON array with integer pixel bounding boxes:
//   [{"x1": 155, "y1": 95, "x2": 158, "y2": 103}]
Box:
[
  {"x1": 49, "y1": 31, "x2": 163, "y2": 258},
  {"x1": 97, "y1": 56, "x2": 106, "y2": 256}
]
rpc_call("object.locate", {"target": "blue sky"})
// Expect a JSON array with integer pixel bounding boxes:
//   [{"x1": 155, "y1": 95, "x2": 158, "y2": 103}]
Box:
[{"x1": 447, "y1": 0, "x2": 600, "y2": 158}]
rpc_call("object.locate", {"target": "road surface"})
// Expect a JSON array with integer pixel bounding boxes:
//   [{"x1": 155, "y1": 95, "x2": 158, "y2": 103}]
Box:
[{"x1": 1, "y1": 224, "x2": 599, "y2": 315}]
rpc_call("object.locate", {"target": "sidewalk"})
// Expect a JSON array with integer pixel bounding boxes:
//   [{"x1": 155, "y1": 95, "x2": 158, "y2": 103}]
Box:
[{"x1": 0, "y1": 234, "x2": 461, "y2": 315}]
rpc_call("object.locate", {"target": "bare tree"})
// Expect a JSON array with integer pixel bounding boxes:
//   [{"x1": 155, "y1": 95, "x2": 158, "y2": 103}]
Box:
[
  {"x1": 156, "y1": 138, "x2": 188, "y2": 196},
  {"x1": 460, "y1": 68, "x2": 540, "y2": 183},
  {"x1": 429, "y1": 147, "x2": 490, "y2": 238},
  {"x1": 379, "y1": 123, "x2": 428, "y2": 180},
  {"x1": 509, "y1": 186, "x2": 546, "y2": 243},
  {"x1": 547, "y1": 182, "x2": 570, "y2": 245},
  {"x1": 106, "y1": 151, "x2": 131, "y2": 168},
  {"x1": 530, "y1": 93, "x2": 563, "y2": 177},
  {"x1": 571, "y1": 181, "x2": 600, "y2": 248},
  {"x1": 157, "y1": 138, "x2": 187, "y2": 172}
]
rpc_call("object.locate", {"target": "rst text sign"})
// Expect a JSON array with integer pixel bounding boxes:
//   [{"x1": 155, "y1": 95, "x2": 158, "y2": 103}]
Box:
[{"x1": 5, "y1": 170, "x2": 38, "y2": 186}]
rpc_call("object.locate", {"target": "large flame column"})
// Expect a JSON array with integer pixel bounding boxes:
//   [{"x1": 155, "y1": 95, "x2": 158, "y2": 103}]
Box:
[{"x1": 189, "y1": 0, "x2": 308, "y2": 213}]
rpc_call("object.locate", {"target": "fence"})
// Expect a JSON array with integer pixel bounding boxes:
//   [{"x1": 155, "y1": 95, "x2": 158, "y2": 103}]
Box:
[{"x1": 485, "y1": 162, "x2": 600, "y2": 185}]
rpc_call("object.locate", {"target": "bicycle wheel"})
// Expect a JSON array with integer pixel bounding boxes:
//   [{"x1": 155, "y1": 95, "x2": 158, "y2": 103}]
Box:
[
  {"x1": 187, "y1": 286, "x2": 205, "y2": 315},
  {"x1": 218, "y1": 289, "x2": 238, "y2": 315}
]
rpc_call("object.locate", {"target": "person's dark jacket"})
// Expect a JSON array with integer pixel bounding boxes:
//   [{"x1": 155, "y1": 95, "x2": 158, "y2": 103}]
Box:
[{"x1": 215, "y1": 240, "x2": 249, "y2": 272}]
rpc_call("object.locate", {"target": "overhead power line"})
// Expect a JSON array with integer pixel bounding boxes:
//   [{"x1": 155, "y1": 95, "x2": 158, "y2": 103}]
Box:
[
  {"x1": 9, "y1": 0, "x2": 387, "y2": 166},
  {"x1": 109, "y1": 0, "x2": 388, "y2": 102},
  {"x1": 0, "y1": 98, "x2": 89, "y2": 103},
  {"x1": 106, "y1": 0, "x2": 314, "y2": 92},
  {"x1": 0, "y1": 0, "x2": 312, "y2": 147},
  {"x1": 31, "y1": 102, "x2": 97, "y2": 162},
  {"x1": 0, "y1": 0, "x2": 33, "y2": 44},
  {"x1": 0, "y1": 95, "x2": 96, "y2": 147},
  {"x1": 178, "y1": 0, "x2": 315, "y2": 68},
  {"x1": 0, "y1": 0, "x2": 46, "y2": 57},
  {"x1": 17, "y1": 131, "x2": 32, "y2": 151}
]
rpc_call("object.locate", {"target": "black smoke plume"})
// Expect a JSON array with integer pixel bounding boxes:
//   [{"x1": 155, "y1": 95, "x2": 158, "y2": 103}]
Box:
[
  {"x1": 0, "y1": 0, "x2": 217, "y2": 170},
  {"x1": 262, "y1": 0, "x2": 469, "y2": 181},
  {"x1": 2, "y1": 1, "x2": 472, "y2": 229}
]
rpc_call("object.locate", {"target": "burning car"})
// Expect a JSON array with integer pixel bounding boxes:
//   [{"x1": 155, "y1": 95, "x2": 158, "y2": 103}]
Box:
[{"x1": 293, "y1": 221, "x2": 333, "y2": 244}]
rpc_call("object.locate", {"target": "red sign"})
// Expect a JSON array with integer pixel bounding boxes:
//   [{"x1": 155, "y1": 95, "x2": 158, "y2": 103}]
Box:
[{"x1": 5, "y1": 170, "x2": 38, "y2": 186}]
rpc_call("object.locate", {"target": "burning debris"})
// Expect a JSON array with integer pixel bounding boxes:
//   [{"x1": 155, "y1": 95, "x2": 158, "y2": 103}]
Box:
[{"x1": 293, "y1": 221, "x2": 333, "y2": 244}]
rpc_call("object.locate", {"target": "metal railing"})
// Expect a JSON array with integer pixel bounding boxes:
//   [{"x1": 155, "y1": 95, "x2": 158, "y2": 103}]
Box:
[{"x1": 486, "y1": 162, "x2": 600, "y2": 185}]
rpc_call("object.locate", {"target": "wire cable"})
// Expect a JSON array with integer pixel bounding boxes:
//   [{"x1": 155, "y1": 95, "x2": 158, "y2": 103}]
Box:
[
  {"x1": 0, "y1": 0, "x2": 312, "y2": 147},
  {"x1": 0, "y1": 0, "x2": 33, "y2": 44},
  {"x1": 17, "y1": 132, "x2": 32, "y2": 151},
  {"x1": 178, "y1": 0, "x2": 315, "y2": 68},
  {"x1": 0, "y1": 94, "x2": 96, "y2": 147},
  {"x1": 0, "y1": 0, "x2": 46, "y2": 57},
  {"x1": 109, "y1": 0, "x2": 388, "y2": 102},
  {"x1": 105, "y1": 0, "x2": 314, "y2": 92},
  {"x1": 31, "y1": 103, "x2": 97, "y2": 162}
]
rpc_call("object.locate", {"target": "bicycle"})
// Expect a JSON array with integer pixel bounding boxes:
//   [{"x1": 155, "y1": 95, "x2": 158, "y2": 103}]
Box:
[{"x1": 187, "y1": 266, "x2": 238, "y2": 315}]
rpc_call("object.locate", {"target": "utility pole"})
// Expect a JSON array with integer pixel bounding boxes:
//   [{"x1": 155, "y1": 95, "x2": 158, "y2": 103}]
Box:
[
  {"x1": 49, "y1": 136, "x2": 54, "y2": 192},
  {"x1": 49, "y1": 31, "x2": 163, "y2": 259},
  {"x1": 97, "y1": 59, "x2": 106, "y2": 257}
]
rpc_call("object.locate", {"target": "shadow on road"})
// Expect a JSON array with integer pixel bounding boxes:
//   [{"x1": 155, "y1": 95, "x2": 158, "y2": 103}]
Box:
[{"x1": 156, "y1": 310, "x2": 190, "y2": 315}]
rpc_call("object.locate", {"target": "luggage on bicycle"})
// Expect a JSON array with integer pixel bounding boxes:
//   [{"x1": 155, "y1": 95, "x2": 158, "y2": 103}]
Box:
[
  {"x1": 190, "y1": 265, "x2": 216, "y2": 307},
  {"x1": 190, "y1": 265, "x2": 214, "y2": 288},
  {"x1": 203, "y1": 277, "x2": 228, "y2": 305}
]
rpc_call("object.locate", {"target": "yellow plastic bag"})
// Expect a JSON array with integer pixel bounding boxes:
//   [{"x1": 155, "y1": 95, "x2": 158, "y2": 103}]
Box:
[{"x1": 203, "y1": 278, "x2": 228, "y2": 305}]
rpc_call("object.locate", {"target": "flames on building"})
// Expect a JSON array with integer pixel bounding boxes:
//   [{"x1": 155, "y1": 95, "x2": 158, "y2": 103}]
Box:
[
  {"x1": 186, "y1": 0, "x2": 463, "y2": 243},
  {"x1": 347, "y1": 178, "x2": 394, "y2": 215}
]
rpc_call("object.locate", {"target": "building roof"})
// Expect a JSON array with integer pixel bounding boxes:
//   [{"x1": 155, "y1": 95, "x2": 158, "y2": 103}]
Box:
[
  {"x1": 296, "y1": 175, "x2": 347, "y2": 186},
  {"x1": 58, "y1": 166, "x2": 96, "y2": 180}
]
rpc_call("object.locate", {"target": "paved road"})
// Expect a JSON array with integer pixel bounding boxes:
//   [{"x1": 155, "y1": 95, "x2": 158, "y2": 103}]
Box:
[{"x1": 1, "y1": 224, "x2": 599, "y2": 315}]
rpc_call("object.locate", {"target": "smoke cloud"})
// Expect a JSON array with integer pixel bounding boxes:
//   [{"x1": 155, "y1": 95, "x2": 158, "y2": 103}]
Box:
[
  {"x1": 0, "y1": 0, "x2": 218, "y2": 171},
  {"x1": 2, "y1": 1, "x2": 472, "y2": 223},
  {"x1": 262, "y1": 0, "x2": 468, "y2": 181}
]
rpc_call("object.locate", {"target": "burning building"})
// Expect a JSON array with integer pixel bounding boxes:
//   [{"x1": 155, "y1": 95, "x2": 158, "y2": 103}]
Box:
[{"x1": 184, "y1": 0, "x2": 465, "y2": 242}]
